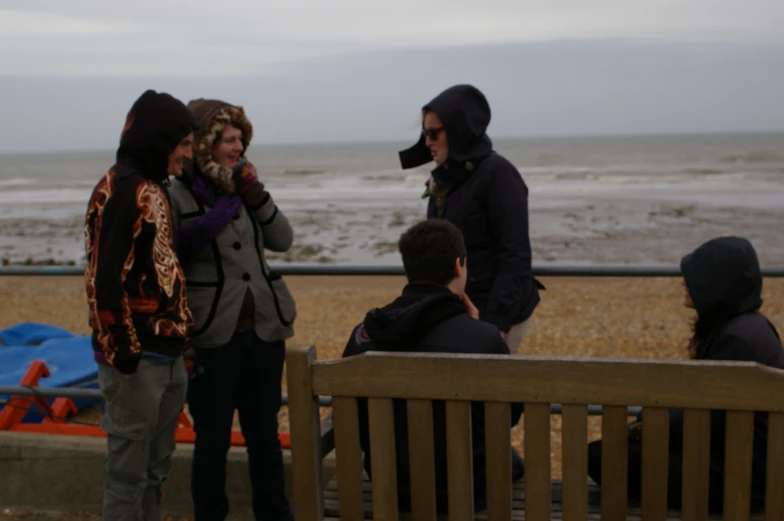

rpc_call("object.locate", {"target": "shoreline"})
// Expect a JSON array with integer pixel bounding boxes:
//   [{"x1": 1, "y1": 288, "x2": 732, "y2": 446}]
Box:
[{"x1": 2, "y1": 197, "x2": 784, "y2": 267}]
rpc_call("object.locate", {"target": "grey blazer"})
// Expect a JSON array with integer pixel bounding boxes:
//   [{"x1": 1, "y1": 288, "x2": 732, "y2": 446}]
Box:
[{"x1": 168, "y1": 178, "x2": 296, "y2": 349}]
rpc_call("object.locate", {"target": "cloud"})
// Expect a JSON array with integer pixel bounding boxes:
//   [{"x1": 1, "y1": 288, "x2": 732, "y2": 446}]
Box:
[
  {"x1": 1, "y1": 38, "x2": 782, "y2": 153},
  {"x1": 1, "y1": 0, "x2": 783, "y2": 76}
]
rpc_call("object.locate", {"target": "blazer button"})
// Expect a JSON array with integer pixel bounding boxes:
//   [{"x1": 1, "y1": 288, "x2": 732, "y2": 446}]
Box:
[
  {"x1": 233, "y1": 213, "x2": 240, "y2": 220},
  {"x1": 242, "y1": 273, "x2": 251, "y2": 282},
  {"x1": 233, "y1": 241, "x2": 242, "y2": 250}
]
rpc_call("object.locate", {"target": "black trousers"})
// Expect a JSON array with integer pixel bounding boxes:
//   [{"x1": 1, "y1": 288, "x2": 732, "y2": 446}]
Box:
[{"x1": 188, "y1": 332, "x2": 292, "y2": 521}]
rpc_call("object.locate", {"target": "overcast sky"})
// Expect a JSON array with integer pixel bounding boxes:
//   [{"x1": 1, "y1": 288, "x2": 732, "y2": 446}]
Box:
[{"x1": 1, "y1": 0, "x2": 783, "y2": 153}]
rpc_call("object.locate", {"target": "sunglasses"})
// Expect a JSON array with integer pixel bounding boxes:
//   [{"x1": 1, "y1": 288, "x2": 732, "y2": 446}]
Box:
[{"x1": 422, "y1": 126, "x2": 444, "y2": 140}]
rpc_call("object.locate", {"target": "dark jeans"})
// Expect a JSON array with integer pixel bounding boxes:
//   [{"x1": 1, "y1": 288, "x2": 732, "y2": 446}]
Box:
[
  {"x1": 398, "y1": 446, "x2": 524, "y2": 514},
  {"x1": 587, "y1": 438, "x2": 728, "y2": 513},
  {"x1": 187, "y1": 332, "x2": 292, "y2": 521}
]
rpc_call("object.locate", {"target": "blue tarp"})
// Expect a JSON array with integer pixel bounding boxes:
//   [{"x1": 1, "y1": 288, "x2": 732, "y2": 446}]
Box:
[
  {"x1": 0, "y1": 322, "x2": 74, "y2": 347},
  {"x1": 0, "y1": 323, "x2": 99, "y2": 422}
]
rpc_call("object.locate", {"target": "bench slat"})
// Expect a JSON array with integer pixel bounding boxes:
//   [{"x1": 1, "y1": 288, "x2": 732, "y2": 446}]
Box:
[
  {"x1": 333, "y1": 397, "x2": 365, "y2": 521},
  {"x1": 407, "y1": 399, "x2": 437, "y2": 521},
  {"x1": 724, "y1": 410, "x2": 755, "y2": 521},
  {"x1": 766, "y1": 412, "x2": 784, "y2": 521},
  {"x1": 445, "y1": 400, "x2": 474, "y2": 520},
  {"x1": 286, "y1": 345, "x2": 324, "y2": 521},
  {"x1": 562, "y1": 404, "x2": 589, "y2": 521},
  {"x1": 485, "y1": 401, "x2": 512, "y2": 521},
  {"x1": 524, "y1": 402, "x2": 552, "y2": 521},
  {"x1": 602, "y1": 405, "x2": 630, "y2": 521},
  {"x1": 311, "y1": 353, "x2": 784, "y2": 412},
  {"x1": 367, "y1": 397, "x2": 399, "y2": 521},
  {"x1": 682, "y1": 409, "x2": 711, "y2": 521},
  {"x1": 642, "y1": 407, "x2": 669, "y2": 521}
]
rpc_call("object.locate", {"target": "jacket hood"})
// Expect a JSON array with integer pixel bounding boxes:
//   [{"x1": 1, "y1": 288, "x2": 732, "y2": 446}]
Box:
[
  {"x1": 116, "y1": 90, "x2": 198, "y2": 183},
  {"x1": 362, "y1": 283, "x2": 466, "y2": 351},
  {"x1": 399, "y1": 84, "x2": 493, "y2": 171},
  {"x1": 680, "y1": 236, "x2": 763, "y2": 321},
  {"x1": 186, "y1": 98, "x2": 254, "y2": 193}
]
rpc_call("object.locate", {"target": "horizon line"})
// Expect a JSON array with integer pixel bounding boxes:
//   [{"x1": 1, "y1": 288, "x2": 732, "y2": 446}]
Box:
[{"x1": 2, "y1": 128, "x2": 783, "y2": 156}]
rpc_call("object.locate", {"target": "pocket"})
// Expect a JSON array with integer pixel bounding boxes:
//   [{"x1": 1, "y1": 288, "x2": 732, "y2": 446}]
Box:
[
  {"x1": 98, "y1": 364, "x2": 123, "y2": 403},
  {"x1": 270, "y1": 277, "x2": 297, "y2": 325},
  {"x1": 100, "y1": 378, "x2": 149, "y2": 442},
  {"x1": 185, "y1": 283, "x2": 221, "y2": 335},
  {"x1": 102, "y1": 410, "x2": 148, "y2": 494},
  {"x1": 101, "y1": 411, "x2": 148, "y2": 441}
]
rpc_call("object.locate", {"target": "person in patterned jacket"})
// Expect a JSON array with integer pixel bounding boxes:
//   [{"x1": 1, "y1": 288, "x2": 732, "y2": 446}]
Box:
[{"x1": 83, "y1": 89, "x2": 198, "y2": 521}]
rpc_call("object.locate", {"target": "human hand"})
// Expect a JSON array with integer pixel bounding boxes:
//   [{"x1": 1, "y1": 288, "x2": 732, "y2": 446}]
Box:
[
  {"x1": 232, "y1": 160, "x2": 262, "y2": 195},
  {"x1": 460, "y1": 292, "x2": 479, "y2": 320}
]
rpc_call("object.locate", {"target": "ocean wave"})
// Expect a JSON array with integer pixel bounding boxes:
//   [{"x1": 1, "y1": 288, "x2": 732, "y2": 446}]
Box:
[
  {"x1": 0, "y1": 188, "x2": 91, "y2": 205},
  {"x1": 0, "y1": 178, "x2": 35, "y2": 188},
  {"x1": 282, "y1": 169, "x2": 326, "y2": 176},
  {"x1": 721, "y1": 151, "x2": 784, "y2": 164}
]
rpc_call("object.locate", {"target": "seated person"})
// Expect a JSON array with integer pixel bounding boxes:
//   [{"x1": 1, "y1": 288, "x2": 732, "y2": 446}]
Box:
[
  {"x1": 342, "y1": 218, "x2": 524, "y2": 514},
  {"x1": 587, "y1": 235, "x2": 784, "y2": 512}
]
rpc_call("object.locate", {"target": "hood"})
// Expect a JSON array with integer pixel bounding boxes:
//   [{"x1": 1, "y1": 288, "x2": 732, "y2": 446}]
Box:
[
  {"x1": 398, "y1": 84, "x2": 493, "y2": 171},
  {"x1": 187, "y1": 98, "x2": 254, "y2": 193},
  {"x1": 116, "y1": 90, "x2": 198, "y2": 183},
  {"x1": 680, "y1": 236, "x2": 763, "y2": 321},
  {"x1": 362, "y1": 283, "x2": 466, "y2": 351}
]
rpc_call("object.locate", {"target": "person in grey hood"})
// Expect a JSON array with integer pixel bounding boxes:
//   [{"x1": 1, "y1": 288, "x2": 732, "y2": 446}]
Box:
[
  {"x1": 168, "y1": 98, "x2": 296, "y2": 521},
  {"x1": 587, "y1": 235, "x2": 784, "y2": 513},
  {"x1": 343, "y1": 218, "x2": 524, "y2": 514},
  {"x1": 399, "y1": 84, "x2": 542, "y2": 352}
]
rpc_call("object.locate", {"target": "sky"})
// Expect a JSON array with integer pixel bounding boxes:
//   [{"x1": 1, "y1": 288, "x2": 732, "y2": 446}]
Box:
[{"x1": 1, "y1": 0, "x2": 783, "y2": 153}]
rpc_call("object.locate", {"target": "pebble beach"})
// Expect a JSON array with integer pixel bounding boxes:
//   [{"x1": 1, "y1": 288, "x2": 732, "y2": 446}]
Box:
[{"x1": 3, "y1": 274, "x2": 783, "y2": 478}]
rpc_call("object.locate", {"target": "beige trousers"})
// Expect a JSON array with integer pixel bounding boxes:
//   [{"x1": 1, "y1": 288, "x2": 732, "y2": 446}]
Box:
[{"x1": 504, "y1": 317, "x2": 533, "y2": 354}]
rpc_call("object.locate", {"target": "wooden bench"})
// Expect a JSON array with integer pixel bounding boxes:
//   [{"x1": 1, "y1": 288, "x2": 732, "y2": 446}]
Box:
[{"x1": 286, "y1": 345, "x2": 784, "y2": 520}]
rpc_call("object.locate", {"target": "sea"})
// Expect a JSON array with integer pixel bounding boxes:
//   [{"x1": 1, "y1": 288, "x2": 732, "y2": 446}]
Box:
[{"x1": 1, "y1": 132, "x2": 783, "y2": 267}]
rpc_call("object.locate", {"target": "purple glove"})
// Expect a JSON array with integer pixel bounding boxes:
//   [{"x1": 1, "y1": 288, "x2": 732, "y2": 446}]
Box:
[
  {"x1": 176, "y1": 178, "x2": 242, "y2": 262},
  {"x1": 232, "y1": 160, "x2": 263, "y2": 195}
]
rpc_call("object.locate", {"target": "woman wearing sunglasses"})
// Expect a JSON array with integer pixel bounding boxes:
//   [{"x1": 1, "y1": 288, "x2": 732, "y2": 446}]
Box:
[{"x1": 398, "y1": 84, "x2": 543, "y2": 353}]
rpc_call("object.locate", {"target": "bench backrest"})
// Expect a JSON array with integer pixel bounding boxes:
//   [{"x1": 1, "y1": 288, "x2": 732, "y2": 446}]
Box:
[{"x1": 286, "y1": 345, "x2": 784, "y2": 521}]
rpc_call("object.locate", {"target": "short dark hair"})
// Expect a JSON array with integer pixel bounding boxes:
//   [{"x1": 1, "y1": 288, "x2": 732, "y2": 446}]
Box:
[{"x1": 398, "y1": 219, "x2": 467, "y2": 285}]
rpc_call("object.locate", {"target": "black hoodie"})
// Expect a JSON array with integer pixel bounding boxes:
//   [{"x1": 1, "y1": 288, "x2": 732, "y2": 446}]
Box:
[
  {"x1": 674, "y1": 236, "x2": 783, "y2": 511},
  {"x1": 399, "y1": 85, "x2": 541, "y2": 332},
  {"x1": 84, "y1": 90, "x2": 198, "y2": 374},
  {"x1": 588, "y1": 237, "x2": 784, "y2": 512},
  {"x1": 343, "y1": 283, "x2": 523, "y2": 513}
]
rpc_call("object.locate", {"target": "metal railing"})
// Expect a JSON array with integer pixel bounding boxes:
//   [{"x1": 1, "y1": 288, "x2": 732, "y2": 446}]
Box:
[{"x1": 2, "y1": 264, "x2": 784, "y2": 277}]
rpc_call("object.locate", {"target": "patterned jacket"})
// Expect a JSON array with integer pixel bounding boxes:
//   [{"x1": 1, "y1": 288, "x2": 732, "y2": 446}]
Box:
[{"x1": 84, "y1": 89, "x2": 197, "y2": 374}]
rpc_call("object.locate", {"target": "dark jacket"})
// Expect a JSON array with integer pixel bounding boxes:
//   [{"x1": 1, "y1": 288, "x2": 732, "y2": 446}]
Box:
[
  {"x1": 342, "y1": 283, "x2": 523, "y2": 513},
  {"x1": 673, "y1": 236, "x2": 784, "y2": 511},
  {"x1": 84, "y1": 90, "x2": 198, "y2": 374},
  {"x1": 399, "y1": 85, "x2": 541, "y2": 332}
]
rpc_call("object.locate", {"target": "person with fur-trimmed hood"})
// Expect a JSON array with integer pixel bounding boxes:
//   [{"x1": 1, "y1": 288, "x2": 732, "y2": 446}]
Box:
[{"x1": 168, "y1": 99, "x2": 296, "y2": 521}]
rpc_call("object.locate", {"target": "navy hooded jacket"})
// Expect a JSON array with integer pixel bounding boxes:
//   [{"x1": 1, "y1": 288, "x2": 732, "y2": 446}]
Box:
[
  {"x1": 399, "y1": 85, "x2": 541, "y2": 332},
  {"x1": 675, "y1": 236, "x2": 784, "y2": 511},
  {"x1": 342, "y1": 282, "x2": 523, "y2": 513}
]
